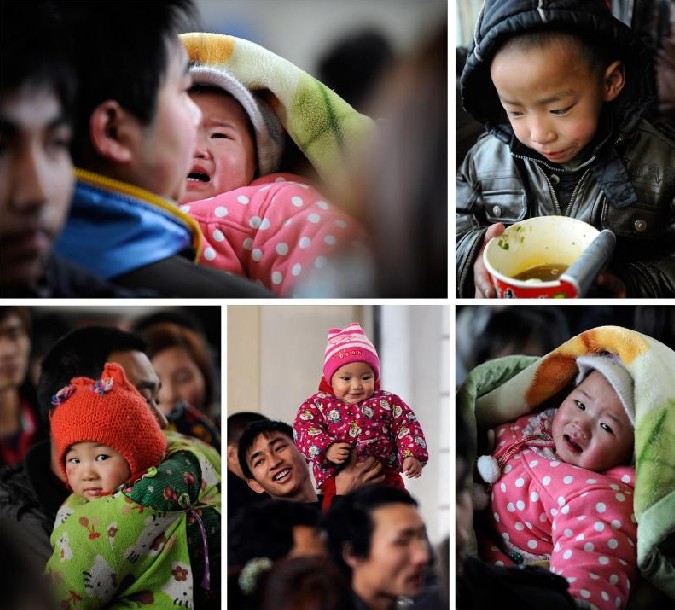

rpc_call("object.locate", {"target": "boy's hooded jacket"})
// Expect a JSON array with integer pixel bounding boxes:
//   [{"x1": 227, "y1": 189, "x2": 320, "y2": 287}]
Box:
[{"x1": 456, "y1": 0, "x2": 675, "y2": 297}]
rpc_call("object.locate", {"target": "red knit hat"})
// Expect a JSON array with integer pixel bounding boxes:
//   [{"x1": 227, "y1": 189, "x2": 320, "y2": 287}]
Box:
[
  {"x1": 50, "y1": 362, "x2": 167, "y2": 485},
  {"x1": 322, "y1": 323, "x2": 381, "y2": 387}
]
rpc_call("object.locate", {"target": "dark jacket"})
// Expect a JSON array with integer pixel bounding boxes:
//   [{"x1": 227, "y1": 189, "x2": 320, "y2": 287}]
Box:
[{"x1": 456, "y1": 0, "x2": 675, "y2": 297}]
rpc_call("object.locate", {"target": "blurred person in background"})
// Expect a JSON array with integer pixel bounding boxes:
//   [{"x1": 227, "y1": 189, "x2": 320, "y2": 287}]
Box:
[
  {"x1": 139, "y1": 321, "x2": 221, "y2": 449},
  {"x1": 0, "y1": 307, "x2": 40, "y2": 466}
]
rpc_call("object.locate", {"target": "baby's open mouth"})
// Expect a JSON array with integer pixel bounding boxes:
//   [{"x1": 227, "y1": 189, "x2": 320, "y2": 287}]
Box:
[
  {"x1": 564, "y1": 435, "x2": 583, "y2": 454},
  {"x1": 187, "y1": 172, "x2": 210, "y2": 182}
]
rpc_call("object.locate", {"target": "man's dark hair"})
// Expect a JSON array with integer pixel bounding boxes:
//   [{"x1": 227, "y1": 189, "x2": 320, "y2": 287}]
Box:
[
  {"x1": 36, "y1": 325, "x2": 146, "y2": 417},
  {"x1": 228, "y1": 499, "x2": 320, "y2": 567},
  {"x1": 227, "y1": 411, "x2": 269, "y2": 446},
  {"x1": 54, "y1": 0, "x2": 200, "y2": 165},
  {"x1": 237, "y1": 420, "x2": 295, "y2": 481},
  {"x1": 323, "y1": 485, "x2": 417, "y2": 579},
  {"x1": 0, "y1": 1, "x2": 76, "y2": 118}
]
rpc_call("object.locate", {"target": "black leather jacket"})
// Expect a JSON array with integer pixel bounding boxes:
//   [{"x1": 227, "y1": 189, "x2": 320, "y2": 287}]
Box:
[{"x1": 456, "y1": 0, "x2": 675, "y2": 297}]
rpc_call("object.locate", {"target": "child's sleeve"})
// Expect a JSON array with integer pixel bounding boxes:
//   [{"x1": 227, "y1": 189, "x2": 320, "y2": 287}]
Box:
[
  {"x1": 292, "y1": 394, "x2": 337, "y2": 465},
  {"x1": 388, "y1": 394, "x2": 429, "y2": 465},
  {"x1": 548, "y1": 483, "x2": 637, "y2": 610},
  {"x1": 186, "y1": 178, "x2": 371, "y2": 297}
]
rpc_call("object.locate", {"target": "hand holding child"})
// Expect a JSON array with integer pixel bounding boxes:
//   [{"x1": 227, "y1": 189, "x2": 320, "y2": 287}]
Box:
[
  {"x1": 326, "y1": 441, "x2": 352, "y2": 465},
  {"x1": 473, "y1": 223, "x2": 505, "y2": 298},
  {"x1": 403, "y1": 456, "x2": 423, "y2": 478}
]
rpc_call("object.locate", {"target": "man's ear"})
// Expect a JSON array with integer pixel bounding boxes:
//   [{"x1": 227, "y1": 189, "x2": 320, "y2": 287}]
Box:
[
  {"x1": 246, "y1": 477, "x2": 267, "y2": 495},
  {"x1": 603, "y1": 60, "x2": 625, "y2": 102},
  {"x1": 342, "y1": 542, "x2": 362, "y2": 570},
  {"x1": 89, "y1": 100, "x2": 134, "y2": 163}
]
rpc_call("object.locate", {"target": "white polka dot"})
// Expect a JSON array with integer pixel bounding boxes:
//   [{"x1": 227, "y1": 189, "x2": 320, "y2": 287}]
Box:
[
  {"x1": 599, "y1": 556, "x2": 609, "y2": 565},
  {"x1": 493, "y1": 512, "x2": 500, "y2": 522},
  {"x1": 564, "y1": 528, "x2": 573, "y2": 538},
  {"x1": 215, "y1": 206, "x2": 228, "y2": 217},
  {"x1": 586, "y1": 478, "x2": 597, "y2": 484},
  {"x1": 237, "y1": 195, "x2": 250, "y2": 205},
  {"x1": 249, "y1": 216, "x2": 262, "y2": 229},
  {"x1": 274, "y1": 176, "x2": 287, "y2": 182},
  {"x1": 529, "y1": 460, "x2": 539, "y2": 467},
  {"x1": 563, "y1": 549, "x2": 572, "y2": 560},
  {"x1": 500, "y1": 483, "x2": 507, "y2": 493},
  {"x1": 503, "y1": 464, "x2": 512, "y2": 474},
  {"x1": 276, "y1": 242, "x2": 288, "y2": 255},
  {"x1": 609, "y1": 574, "x2": 619, "y2": 585},
  {"x1": 203, "y1": 247, "x2": 216, "y2": 261},
  {"x1": 567, "y1": 577, "x2": 576, "y2": 583},
  {"x1": 576, "y1": 533, "x2": 585, "y2": 541},
  {"x1": 316, "y1": 200, "x2": 329, "y2": 210},
  {"x1": 259, "y1": 219, "x2": 270, "y2": 230},
  {"x1": 527, "y1": 539, "x2": 537, "y2": 549},
  {"x1": 596, "y1": 503, "x2": 607, "y2": 513},
  {"x1": 550, "y1": 508, "x2": 558, "y2": 517},
  {"x1": 561, "y1": 505, "x2": 570, "y2": 515},
  {"x1": 558, "y1": 497, "x2": 566, "y2": 507},
  {"x1": 530, "y1": 492, "x2": 539, "y2": 502},
  {"x1": 497, "y1": 429, "x2": 505, "y2": 437},
  {"x1": 308, "y1": 213, "x2": 321, "y2": 224},
  {"x1": 610, "y1": 484, "x2": 620, "y2": 491},
  {"x1": 563, "y1": 476, "x2": 574, "y2": 484},
  {"x1": 507, "y1": 502, "x2": 515, "y2": 513},
  {"x1": 335, "y1": 219, "x2": 348, "y2": 228},
  {"x1": 616, "y1": 493, "x2": 626, "y2": 502},
  {"x1": 501, "y1": 532, "x2": 510, "y2": 541},
  {"x1": 601, "y1": 592, "x2": 609, "y2": 601},
  {"x1": 212, "y1": 229, "x2": 225, "y2": 242},
  {"x1": 590, "y1": 573, "x2": 600, "y2": 580},
  {"x1": 550, "y1": 461, "x2": 560, "y2": 467},
  {"x1": 621, "y1": 474, "x2": 631, "y2": 484},
  {"x1": 580, "y1": 590, "x2": 591, "y2": 599},
  {"x1": 608, "y1": 539, "x2": 619, "y2": 549},
  {"x1": 243, "y1": 238, "x2": 253, "y2": 250},
  {"x1": 292, "y1": 263, "x2": 302, "y2": 277},
  {"x1": 180, "y1": 204, "x2": 190, "y2": 213},
  {"x1": 543, "y1": 476, "x2": 551, "y2": 486},
  {"x1": 515, "y1": 522, "x2": 525, "y2": 531},
  {"x1": 271, "y1": 271, "x2": 282, "y2": 285},
  {"x1": 324, "y1": 235, "x2": 337, "y2": 246},
  {"x1": 516, "y1": 500, "x2": 525, "y2": 511},
  {"x1": 539, "y1": 513, "x2": 547, "y2": 522},
  {"x1": 283, "y1": 219, "x2": 293, "y2": 227},
  {"x1": 577, "y1": 516, "x2": 586, "y2": 521},
  {"x1": 611, "y1": 519, "x2": 621, "y2": 529},
  {"x1": 615, "y1": 597, "x2": 621, "y2": 608},
  {"x1": 595, "y1": 522, "x2": 605, "y2": 532},
  {"x1": 584, "y1": 542, "x2": 595, "y2": 552},
  {"x1": 299, "y1": 236, "x2": 311, "y2": 249},
  {"x1": 292, "y1": 196, "x2": 304, "y2": 207},
  {"x1": 252, "y1": 249, "x2": 263, "y2": 262},
  {"x1": 515, "y1": 478, "x2": 525, "y2": 488},
  {"x1": 525, "y1": 521, "x2": 532, "y2": 529},
  {"x1": 315, "y1": 256, "x2": 326, "y2": 268}
]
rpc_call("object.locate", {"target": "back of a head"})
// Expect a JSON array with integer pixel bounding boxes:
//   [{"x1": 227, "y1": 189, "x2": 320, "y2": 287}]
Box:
[
  {"x1": 228, "y1": 498, "x2": 320, "y2": 567},
  {"x1": 260, "y1": 556, "x2": 356, "y2": 610},
  {"x1": 227, "y1": 411, "x2": 269, "y2": 447},
  {"x1": 0, "y1": 0, "x2": 76, "y2": 116},
  {"x1": 36, "y1": 325, "x2": 145, "y2": 417},
  {"x1": 54, "y1": 0, "x2": 200, "y2": 165},
  {"x1": 323, "y1": 485, "x2": 416, "y2": 579},
  {"x1": 237, "y1": 419, "x2": 294, "y2": 481}
]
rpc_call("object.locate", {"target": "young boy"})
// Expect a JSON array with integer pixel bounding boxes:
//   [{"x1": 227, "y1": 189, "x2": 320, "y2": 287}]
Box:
[
  {"x1": 0, "y1": 1, "x2": 147, "y2": 298},
  {"x1": 293, "y1": 323, "x2": 428, "y2": 510},
  {"x1": 49, "y1": 1, "x2": 270, "y2": 297},
  {"x1": 46, "y1": 362, "x2": 221, "y2": 609},
  {"x1": 457, "y1": 0, "x2": 675, "y2": 298},
  {"x1": 177, "y1": 36, "x2": 371, "y2": 296}
]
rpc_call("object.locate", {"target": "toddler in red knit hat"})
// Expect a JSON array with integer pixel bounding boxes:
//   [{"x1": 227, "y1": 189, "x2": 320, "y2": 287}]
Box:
[
  {"x1": 50, "y1": 362, "x2": 167, "y2": 499},
  {"x1": 293, "y1": 322, "x2": 428, "y2": 510}
]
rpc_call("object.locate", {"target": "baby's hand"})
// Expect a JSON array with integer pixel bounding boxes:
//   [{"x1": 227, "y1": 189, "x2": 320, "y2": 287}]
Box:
[
  {"x1": 326, "y1": 442, "x2": 352, "y2": 465},
  {"x1": 473, "y1": 223, "x2": 504, "y2": 298},
  {"x1": 403, "y1": 457, "x2": 423, "y2": 478}
]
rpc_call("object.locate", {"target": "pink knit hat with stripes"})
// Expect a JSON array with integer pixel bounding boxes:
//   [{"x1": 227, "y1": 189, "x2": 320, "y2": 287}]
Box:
[{"x1": 323, "y1": 323, "x2": 380, "y2": 384}]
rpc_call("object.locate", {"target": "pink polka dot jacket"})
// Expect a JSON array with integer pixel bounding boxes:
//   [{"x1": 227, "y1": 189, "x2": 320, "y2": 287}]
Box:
[
  {"x1": 482, "y1": 409, "x2": 637, "y2": 610},
  {"x1": 181, "y1": 173, "x2": 370, "y2": 296},
  {"x1": 293, "y1": 389, "x2": 428, "y2": 489}
]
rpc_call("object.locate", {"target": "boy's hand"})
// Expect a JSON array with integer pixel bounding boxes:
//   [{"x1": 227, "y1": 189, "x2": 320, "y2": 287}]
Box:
[
  {"x1": 473, "y1": 223, "x2": 505, "y2": 298},
  {"x1": 326, "y1": 441, "x2": 352, "y2": 465},
  {"x1": 334, "y1": 451, "x2": 384, "y2": 494},
  {"x1": 594, "y1": 271, "x2": 626, "y2": 298},
  {"x1": 403, "y1": 457, "x2": 423, "y2": 478}
]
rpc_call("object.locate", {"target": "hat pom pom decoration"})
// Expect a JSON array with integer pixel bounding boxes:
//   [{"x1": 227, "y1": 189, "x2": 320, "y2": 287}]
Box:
[{"x1": 477, "y1": 454, "x2": 501, "y2": 484}]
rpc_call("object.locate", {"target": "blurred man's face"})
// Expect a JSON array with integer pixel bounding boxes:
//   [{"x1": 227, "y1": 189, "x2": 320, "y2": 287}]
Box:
[{"x1": 0, "y1": 313, "x2": 30, "y2": 392}]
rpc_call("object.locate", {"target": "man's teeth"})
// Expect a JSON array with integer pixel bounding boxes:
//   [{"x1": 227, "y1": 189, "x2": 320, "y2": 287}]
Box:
[{"x1": 274, "y1": 469, "x2": 290, "y2": 481}]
